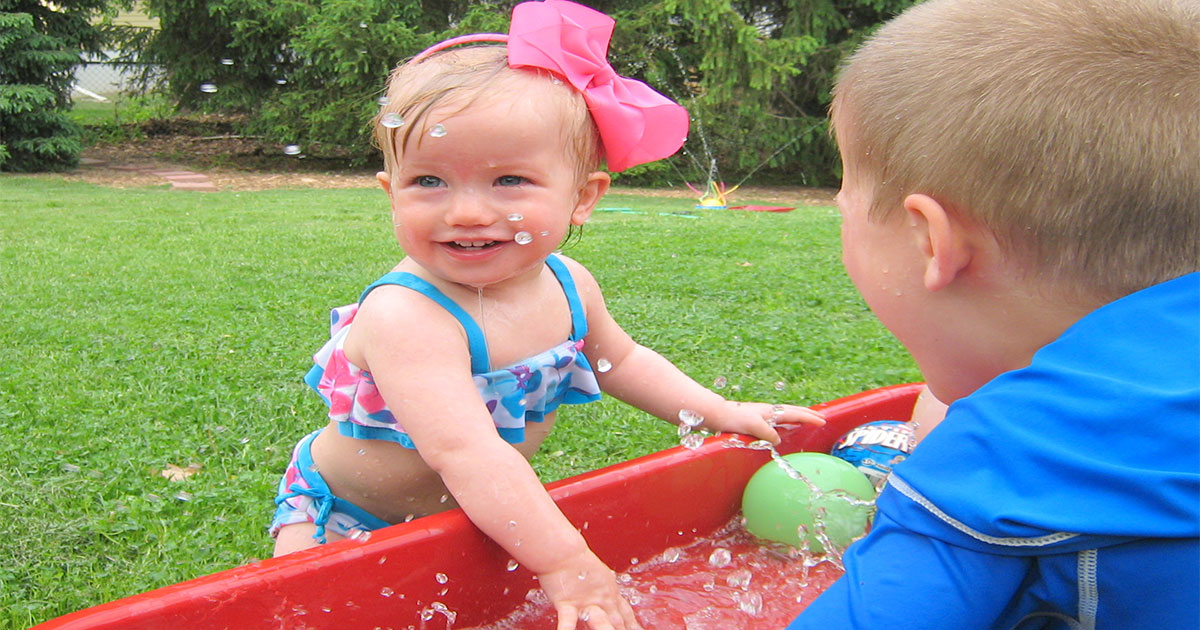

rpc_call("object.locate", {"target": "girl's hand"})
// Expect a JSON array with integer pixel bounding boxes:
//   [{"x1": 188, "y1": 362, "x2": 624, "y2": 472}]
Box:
[
  {"x1": 700, "y1": 401, "x2": 825, "y2": 445},
  {"x1": 538, "y1": 551, "x2": 642, "y2": 630}
]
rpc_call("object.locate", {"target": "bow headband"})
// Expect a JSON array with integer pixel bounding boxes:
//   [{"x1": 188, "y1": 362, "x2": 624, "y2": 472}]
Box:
[{"x1": 412, "y1": 0, "x2": 689, "y2": 172}]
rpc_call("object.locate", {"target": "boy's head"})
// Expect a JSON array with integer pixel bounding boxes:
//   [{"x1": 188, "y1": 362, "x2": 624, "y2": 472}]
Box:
[
  {"x1": 374, "y1": 46, "x2": 603, "y2": 186},
  {"x1": 831, "y1": 0, "x2": 1199, "y2": 304}
]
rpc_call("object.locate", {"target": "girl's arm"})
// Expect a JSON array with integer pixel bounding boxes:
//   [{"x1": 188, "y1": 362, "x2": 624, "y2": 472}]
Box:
[
  {"x1": 350, "y1": 286, "x2": 641, "y2": 630},
  {"x1": 563, "y1": 257, "x2": 825, "y2": 443}
]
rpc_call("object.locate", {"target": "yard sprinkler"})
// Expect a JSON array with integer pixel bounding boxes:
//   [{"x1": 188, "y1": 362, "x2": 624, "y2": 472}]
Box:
[{"x1": 688, "y1": 180, "x2": 740, "y2": 210}]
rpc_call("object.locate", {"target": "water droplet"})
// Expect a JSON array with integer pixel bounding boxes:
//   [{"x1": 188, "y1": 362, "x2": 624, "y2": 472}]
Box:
[
  {"x1": 376, "y1": 96, "x2": 390, "y2": 106},
  {"x1": 662, "y1": 547, "x2": 681, "y2": 562},
  {"x1": 283, "y1": 145, "x2": 302, "y2": 156},
  {"x1": 774, "y1": 381, "x2": 787, "y2": 391},
  {"x1": 404, "y1": 514, "x2": 415, "y2": 522},
  {"x1": 735, "y1": 590, "x2": 764, "y2": 615},
  {"x1": 707, "y1": 548, "x2": 732, "y2": 568},
  {"x1": 430, "y1": 602, "x2": 456, "y2": 623},
  {"x1": 220, "y1": 58, "x2": 233, "y2": 66},
  {"x1": 199, "y1": 83, "x2": 218, "y2": 93},
  {"x1": 681, "y1": 433, "x2": 705, "y2": 450},
  {"x1": 62, "y1": 463, "x2": 81, "y2": 473},
  {"x1": 380, "y1": 587, "x2": 394, "y2": 597},
  {"x1": 540, "y1": 230, "x2": 550, "y2": 237},
  {"x1": 174, "y1": 491, "x2": 193, "y2": 502},
  {"x1": 439, "y1": 494, "x2": 449, "y2": 503},
  {"x1": 359, "y1": 21, "x2": 368, "y2": 28},
  {"x1": 678, "y1": 409, "x2": 704, "y2": 427},
  {"x1": 348, "y1": 529, "x2": 372, "y2": 542},
  {"x1": 596, "y1": 358, "x2": 612, "y2": 372},
  {"x1": 726, "y1": 568, "x2": 753, "y2": 589},
  {"x1": 357, "y1": 448, "x2": 366, "y2": 456},
  {"x1": 506, "y1": 559, "x2": 519, "y2": 571},
  {"x1": 712, "y1": 376, "x2": 727, "y2": 389},
  {"x1": 380, "y1": 112, "x2": 404, "y2": 128},
  {"x1": 514, "y1": 231, "x2": 533, "y2": 245},
  {"x1": 507, "y1": 213, "x2": 524, "y2": 222},
  {"x1": 435, "y1": 573, "x2": 448, "y2": 584},
  {"x1": 275, "y1": 78, "x2": 287, "y2": 85},
  {"x1": 420, "y1": 609, "x2": 434, "y2": 621},
  {"x1": 579, "y1": 610, "x2": 590, "y2": 622},
  {"x1": 507, "y1": 520, "x2": 517, "y2": 529},
  {"x1": 429, "y1": 124, "x2": 447, "y2": 138}
]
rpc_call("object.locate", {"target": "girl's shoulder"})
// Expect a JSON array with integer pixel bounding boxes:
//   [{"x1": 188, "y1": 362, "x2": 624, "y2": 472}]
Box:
[{"x1": 551, "y1": 253, "x2": 602, "y2": 296}]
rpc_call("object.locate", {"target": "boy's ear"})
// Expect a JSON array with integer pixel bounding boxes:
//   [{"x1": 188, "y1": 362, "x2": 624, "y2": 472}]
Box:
[
  {"x1": 376, "y1": 171, "x2": 392, "y2": 195},
  {"x1": 904, "y1": 193, "x2": 973, "y2": 292},
  {"x1": 570, "y1": 171, "x2": 611, "y2": 225}
]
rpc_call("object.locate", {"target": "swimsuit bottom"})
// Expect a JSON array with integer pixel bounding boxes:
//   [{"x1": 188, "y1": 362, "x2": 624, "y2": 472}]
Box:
[{"x1": 270, "y1": 429, "x2": 390, "y2": 543}]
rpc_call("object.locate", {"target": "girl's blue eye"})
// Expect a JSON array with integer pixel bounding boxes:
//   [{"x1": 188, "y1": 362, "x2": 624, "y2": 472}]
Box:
[
  {"x1": 416, "y1": 176, "x2": 443, "y2": 187},
  {"x1": 496, "y1": 175, "x2": 526, "y2": 187}
]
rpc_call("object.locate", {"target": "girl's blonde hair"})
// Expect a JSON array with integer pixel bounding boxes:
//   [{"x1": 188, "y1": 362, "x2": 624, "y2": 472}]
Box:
[
  {"x1": 373, "y1": 46, "x2": 603, "y2": 185},
  {"x1": 831, "y1": 0, "x2": 1199, "y2": 301}
]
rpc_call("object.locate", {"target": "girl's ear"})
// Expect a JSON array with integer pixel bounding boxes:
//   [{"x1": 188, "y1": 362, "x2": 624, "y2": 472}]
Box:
[
  {"x1": 376, "y1": 171, "x2": 392, "y2": 195},
  {"x1": 570, "y1": 171, "x2": 611, "y2": 225},
  {"x1": 903, "y1": 193, "x2": 973, "y2": 292}
]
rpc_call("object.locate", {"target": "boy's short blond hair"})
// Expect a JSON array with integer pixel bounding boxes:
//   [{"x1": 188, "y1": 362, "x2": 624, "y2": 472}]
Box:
[
  {"x1": 373, "y1": 46, "x2": 603, "y2": 185},
  {"x1": 832, "y1": 0, "x2": 1199, "y2": 300}
]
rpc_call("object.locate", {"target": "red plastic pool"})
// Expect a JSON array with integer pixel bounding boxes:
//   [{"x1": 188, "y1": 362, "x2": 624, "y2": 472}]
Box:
[{"x1": 34, "y1": 383, "x2": 923, "y2": 630}]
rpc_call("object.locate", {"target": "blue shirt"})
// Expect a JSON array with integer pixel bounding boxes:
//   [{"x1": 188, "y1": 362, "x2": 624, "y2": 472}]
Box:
[{"x1": 790, "y1": 273, "x2": 1200, "y2": 629}]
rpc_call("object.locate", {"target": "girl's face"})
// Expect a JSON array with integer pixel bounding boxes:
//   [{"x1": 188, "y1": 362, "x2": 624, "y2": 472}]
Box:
[{"x1": 379, "y1": 90, "x2": 608, "y2": 290}]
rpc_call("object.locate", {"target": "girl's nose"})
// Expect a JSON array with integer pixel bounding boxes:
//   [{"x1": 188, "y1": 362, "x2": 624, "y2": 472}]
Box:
[{"x1": 443, "y1": 190, "x2": 498, "y2": 226}]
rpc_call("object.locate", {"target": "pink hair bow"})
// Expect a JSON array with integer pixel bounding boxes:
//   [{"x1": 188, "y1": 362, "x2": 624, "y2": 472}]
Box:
[{"x1": 416, "y1": 0, "x2": 689, "y2": 172}]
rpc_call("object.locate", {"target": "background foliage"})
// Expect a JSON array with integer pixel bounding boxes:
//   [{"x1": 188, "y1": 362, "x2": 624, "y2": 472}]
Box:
[
  {"x1": 0, "y1": 0, "x2": 110, "y2": 172},
  {"x1": 103, "y1": 0, "x2": 916, "y2": 184}
]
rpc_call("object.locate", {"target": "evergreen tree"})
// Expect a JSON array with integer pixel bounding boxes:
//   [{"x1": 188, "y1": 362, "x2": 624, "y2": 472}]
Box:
[{"x1": 0, "y1": 0, "x2": 109, "y2": 172}]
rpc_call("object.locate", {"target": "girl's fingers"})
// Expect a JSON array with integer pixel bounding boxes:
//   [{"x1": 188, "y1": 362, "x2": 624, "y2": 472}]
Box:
[
  {"x1": 556, "y1": 604, "x2": 579, "y2": 630},
  {"x1": 775, "y1": 405, "x2": 826, "y2": 426}
]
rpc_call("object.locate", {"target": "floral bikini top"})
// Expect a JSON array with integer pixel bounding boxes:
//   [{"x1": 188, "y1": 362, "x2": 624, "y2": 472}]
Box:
[{"x1": 303, "y1": 254, "x2": 602, "y2": 448}]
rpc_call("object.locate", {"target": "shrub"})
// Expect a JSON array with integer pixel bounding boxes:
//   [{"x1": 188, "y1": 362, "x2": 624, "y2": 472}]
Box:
[{"x1": 0, "y1": 2, "x2": 110, "y2": 172}]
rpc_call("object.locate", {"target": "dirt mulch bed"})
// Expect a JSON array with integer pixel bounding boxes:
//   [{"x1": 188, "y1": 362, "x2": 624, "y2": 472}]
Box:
[{"x1": 63, "y1": 133, "x2": 837, "y2": 206}]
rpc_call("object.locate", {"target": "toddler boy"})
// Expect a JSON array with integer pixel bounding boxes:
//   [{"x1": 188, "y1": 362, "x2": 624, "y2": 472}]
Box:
[{"x1": 790, "y1": 0, "x2": 1199, "y2": 627}]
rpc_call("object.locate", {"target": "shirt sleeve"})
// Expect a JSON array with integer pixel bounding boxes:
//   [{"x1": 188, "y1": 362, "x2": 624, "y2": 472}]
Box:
[{"x1": 787, "y1": 511, "x2": 1030, "y2": 630}]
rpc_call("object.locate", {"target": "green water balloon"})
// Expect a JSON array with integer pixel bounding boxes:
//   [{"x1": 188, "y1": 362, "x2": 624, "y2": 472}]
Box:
[{"x1": 741, "y1": 452, "x2": 877, "y2": 552}]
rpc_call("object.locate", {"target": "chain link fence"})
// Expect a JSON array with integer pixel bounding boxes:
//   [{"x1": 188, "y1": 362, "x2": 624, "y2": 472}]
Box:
[{"x1": 72, "y1": 51, "x2": 160, "y2": 101}]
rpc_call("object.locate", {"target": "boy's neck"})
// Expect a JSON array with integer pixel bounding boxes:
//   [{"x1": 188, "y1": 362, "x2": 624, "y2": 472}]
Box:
[{"x1": 922, "y1": 271, "x2": 1104, "y2": 404}]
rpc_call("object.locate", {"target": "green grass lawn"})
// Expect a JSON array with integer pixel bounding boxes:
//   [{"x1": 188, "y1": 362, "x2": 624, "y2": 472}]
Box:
[{"x1": 0, "y1": 176, "x2": 918, "y2": 628}]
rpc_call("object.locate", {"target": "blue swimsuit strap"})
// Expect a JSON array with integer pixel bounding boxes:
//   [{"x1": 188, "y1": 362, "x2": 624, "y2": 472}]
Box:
[
  {"x1": 358, "y1": 254, "x2": 587, "y2": 374},
  {"x1": 359, "y1": 273, "x2": 491, "y2": 374},
  {"x1": 544, "y1": 254, "x2": 588, "y2": 341}
]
